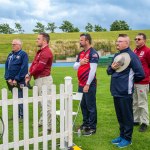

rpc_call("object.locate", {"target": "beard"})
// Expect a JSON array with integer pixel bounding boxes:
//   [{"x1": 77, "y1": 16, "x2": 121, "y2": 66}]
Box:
[{"x1": 80, "y1": 43, "x2": 84, "y2": 47}]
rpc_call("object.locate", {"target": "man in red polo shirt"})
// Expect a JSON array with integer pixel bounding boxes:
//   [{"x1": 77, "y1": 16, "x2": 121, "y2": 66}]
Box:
[
  {"x1": 25, "y1": 32, "x2": 53, "y2": 132},
  {"x1": 133, "y1": 33, "x2": 150, "y2": 132}
]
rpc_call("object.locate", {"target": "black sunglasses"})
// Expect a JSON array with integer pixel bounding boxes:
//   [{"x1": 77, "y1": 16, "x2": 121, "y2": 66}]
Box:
[{"x1": 134, "y1": 38, "x2": 143, "y2": 41}]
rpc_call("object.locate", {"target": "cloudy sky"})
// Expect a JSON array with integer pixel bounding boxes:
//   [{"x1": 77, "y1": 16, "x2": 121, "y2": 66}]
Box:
[{"x1": 0, "y1": 0, "x2": 150, "y2": 33}]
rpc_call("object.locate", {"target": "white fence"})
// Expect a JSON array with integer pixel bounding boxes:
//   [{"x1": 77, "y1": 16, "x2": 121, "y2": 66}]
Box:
[{"x1": 0, "y1": 76, "x2": 81, "y2": 150}]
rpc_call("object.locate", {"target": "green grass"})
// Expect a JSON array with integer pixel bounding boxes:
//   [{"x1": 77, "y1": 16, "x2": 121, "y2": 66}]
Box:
[
  {"x1": 0, "y1": 67, "x2": 150, "y2": 150},
  {"x1": 1, "y1": 30, "x2": 150, "y2": 63}
]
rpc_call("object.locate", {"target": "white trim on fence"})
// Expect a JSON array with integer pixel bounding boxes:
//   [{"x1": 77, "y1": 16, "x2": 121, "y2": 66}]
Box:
[{"x1": 0, "y1": 76, "x2": 83, "y2": 150}]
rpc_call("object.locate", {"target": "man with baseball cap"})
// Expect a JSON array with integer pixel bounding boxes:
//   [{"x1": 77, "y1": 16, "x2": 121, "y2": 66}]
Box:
[{"x1": 107, "y1": 34, "x2": 145, "y2": 148}]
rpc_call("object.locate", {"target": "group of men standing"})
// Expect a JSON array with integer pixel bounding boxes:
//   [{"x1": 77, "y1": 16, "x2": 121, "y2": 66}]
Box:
[{"x1": 4, "y1": 32, "x2": 150, "y2": 148}]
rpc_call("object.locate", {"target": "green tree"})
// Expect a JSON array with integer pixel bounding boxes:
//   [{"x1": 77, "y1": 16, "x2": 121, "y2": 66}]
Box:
[
  {"x1": 85, "y1": 23, "x2": 93, "y2": 32},
  {"x1": 59, "y1": 20, "x2": 79, "y2": 32},
  {"x1": 94, "y1": 25, "x2": 107, "y2": 32},
  {"x1": 33, "y1": 22, "x2": 45, "y2": 33},
  {"x1": 73, "y1": 27, "x2": 80, "y2": 32},
  {"x1": 15, "y1": 23, "x2": 24, "y2": 33},
  {"x1": 0, "y1": 23, "x2": 15, "y2": 34},
  {"x1": 46, "y1": 22, "x2": 57, "y2": 33},
  {"x1": 110, "y1": 20, "x2": 130, "y2": 31}
]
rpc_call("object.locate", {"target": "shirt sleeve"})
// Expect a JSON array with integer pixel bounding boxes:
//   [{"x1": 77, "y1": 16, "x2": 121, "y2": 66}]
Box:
[
  {"x1": 73, "y1": 54, "x2": 80, "y2": 70},
  {"x1": 86, "y1": 63, "x2": 97, "y2": 85}
]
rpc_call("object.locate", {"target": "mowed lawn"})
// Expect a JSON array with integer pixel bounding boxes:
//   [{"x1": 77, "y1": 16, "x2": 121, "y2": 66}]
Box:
[{"x1": 0, "y1": 67, "x2": 150, "y2": 150}]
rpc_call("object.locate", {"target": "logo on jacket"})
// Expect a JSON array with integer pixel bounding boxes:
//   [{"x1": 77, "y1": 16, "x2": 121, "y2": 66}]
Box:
[
  {"x1": 139, "y1": 51, "x2": 144, "y2": 57},
  {"x1": 16, "y1": 55, "x2": 20, "y2": 59}
]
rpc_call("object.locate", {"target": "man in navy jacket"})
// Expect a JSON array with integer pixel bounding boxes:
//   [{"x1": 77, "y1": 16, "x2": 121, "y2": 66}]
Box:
[
  {"x1": 107, "y1": 34, "x2": 145, "y2": 148},
  {"x1": 5, "y1": 39, "x2": 28, "y2": 119}
]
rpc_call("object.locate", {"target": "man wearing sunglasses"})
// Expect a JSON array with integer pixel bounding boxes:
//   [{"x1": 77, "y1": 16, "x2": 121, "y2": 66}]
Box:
[{"x1": 133, "y1": 33, "x2": 150, "y2": 132}]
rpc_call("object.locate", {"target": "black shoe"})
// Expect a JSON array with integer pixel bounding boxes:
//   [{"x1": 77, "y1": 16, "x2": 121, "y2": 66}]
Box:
[
  {"x1": 134, "y1": 122, "x2": 140, "y2": 126},
  {"x1": 82, "y1": 128, "x2": 96, "y2": 136},
  {"x1": 139, "y1": 123, "x2": 148, "y2": 132},
  {"x1": 80, "y1": 125, "x2": 88, "y2": 131}
]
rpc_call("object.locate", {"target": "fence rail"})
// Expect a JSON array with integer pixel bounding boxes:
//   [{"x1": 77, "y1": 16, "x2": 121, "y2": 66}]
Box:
[{"x1": 0, "y1": 76, "x2": 76, "y2": 150}]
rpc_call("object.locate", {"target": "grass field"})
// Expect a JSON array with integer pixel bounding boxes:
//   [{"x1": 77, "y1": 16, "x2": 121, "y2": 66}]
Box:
[
  {"x1": 0, "y1": 67, "x2": 150, "y2": 150},
  {"x1": 0, "y1": 30, "x2": 150, "y2": 63}
]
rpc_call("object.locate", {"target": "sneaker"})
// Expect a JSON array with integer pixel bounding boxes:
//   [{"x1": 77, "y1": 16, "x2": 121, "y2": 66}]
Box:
[
  {"x1": 82, "y1": 129, "x2": 96, "y2": 136},
  {"x1": 139, "y1": 123, "x2": 148, "y2": 132},
  {"x1": 80, "y1": 125, "x2": 88, "y2": 131},
  {"x1": 111, "y1": 137, "x2": 123, "y2": 145},
  {"x1": 117, "y1": 139, "x2": 132, "y2": 148},
  {"x1": 133, "y1": 122, "x2": 140, "y2": 126}
]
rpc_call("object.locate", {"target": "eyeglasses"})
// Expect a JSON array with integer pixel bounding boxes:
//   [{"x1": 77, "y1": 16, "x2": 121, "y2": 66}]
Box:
[{"x1": 134, "y1": 38, "x2": 142, "y2": 41}]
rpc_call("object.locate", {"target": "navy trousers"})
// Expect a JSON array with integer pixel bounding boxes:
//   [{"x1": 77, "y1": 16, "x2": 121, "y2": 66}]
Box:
[
  {"x1": 7, "y1": 82, "x2": 24, "y2": 118},
  {"x1": 114, "y1": 95, "x2": 133, "y2": 141},
  {"x1": 78, "y1": 85, "x2": 97, "y2": 129}
]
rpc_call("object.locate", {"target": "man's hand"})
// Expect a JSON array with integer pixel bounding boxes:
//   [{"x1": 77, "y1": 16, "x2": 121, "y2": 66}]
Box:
[
  {"x1": 83, "y1": 84, "x2": 90, "y2": 93},
  {"x1": 7, "y1": 79, "x2": 13, "y2": 86},
  {"x1": 25, "y1": 73, "x2": 31, "y2": 85},
  {"x1": 80, "y1": 58, "x2": 89, "y2": 65},
  {"x1": 111, "y1": 62, "x2": 121, "y2": 70},
  {"x1": 12, "y1": 80, "x2": 17, "y2": 86}
]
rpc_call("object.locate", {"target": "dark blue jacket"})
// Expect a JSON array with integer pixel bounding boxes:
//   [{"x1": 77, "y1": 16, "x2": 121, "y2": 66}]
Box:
[
  {"x1": 107, "y1": 48, "x2": 145, "y2": 97},
  {"x1": 5, "y1": 50, "x2": 28, "y2": 84}
]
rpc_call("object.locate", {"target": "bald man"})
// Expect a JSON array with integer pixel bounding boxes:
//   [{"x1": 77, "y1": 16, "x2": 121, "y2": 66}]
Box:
[{"x1": 5, "y1": 39, "x2": 28, "y2": 119}]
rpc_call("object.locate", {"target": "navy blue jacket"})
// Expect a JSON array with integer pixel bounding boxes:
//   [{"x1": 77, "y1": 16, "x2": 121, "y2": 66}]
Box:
[
  {"x1": 5, "y1": 50, "x2": 28, "y2": 84},
  {"x1": 107, "y1": 48, "x2": 145, "y2": 97}
]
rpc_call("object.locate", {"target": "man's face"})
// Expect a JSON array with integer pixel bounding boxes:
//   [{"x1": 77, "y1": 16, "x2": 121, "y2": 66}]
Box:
[
  {"x1": 12, "y1": 40, "x2": 21, "y2": 52},
  {"x1": 80, "y1": 36, "x2": 87, "y2": 48},
  {"x1": 116, "y1": 37, "x2": 128, "y2": 51},
  {"x1": 134, "y1": 35, "x2": 146, "y2": 48},
  {"x1": 36, "y1": 35, "x2": 44, "y2": 47}
]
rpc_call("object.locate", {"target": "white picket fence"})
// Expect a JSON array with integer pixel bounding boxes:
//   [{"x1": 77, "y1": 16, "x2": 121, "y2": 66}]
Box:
[{"x1": 0, "y1": 76, "x2": 81, "y2": 150}]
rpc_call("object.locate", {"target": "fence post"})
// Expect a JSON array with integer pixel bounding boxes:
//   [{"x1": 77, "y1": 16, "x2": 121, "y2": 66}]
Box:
[
  {"x1": 42, "y1": 85, "x2": 48, "y2": 150},
  {"x1": 33, "y1": 86, "x2": 39, "y2": 150},
  {"x1": 51, "y1": 84, "x2": 56, "y2": 150},
  {"x1": 59, "y1": 84, "x2": 65, "y2": 149},
  {"x1": 23, "y1": 87, "x2": 29, "y2": 150},
  {"x1": 2, "y1": 88, "x2": 8, "y2": 150},
  {"x1": 13, "y1": 88, "x2": 19, "y2": 150},
  {"x1": 64, "y1": 76, "x2": 73, "y2": 148}
]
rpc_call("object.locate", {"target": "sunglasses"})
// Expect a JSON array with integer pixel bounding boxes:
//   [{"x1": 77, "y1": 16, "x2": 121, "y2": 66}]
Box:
[{"x1": 134, "y1": 38, "x2": 143, "y2": 41}]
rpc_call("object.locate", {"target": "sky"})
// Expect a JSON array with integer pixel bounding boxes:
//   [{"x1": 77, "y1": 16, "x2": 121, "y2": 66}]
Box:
[{"x1": 0, "y1": 0, "x2": 150, "y2": 33}]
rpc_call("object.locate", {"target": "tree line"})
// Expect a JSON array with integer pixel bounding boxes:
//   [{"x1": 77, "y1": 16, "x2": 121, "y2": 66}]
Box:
[{"x1": 0, "y1": 20, "x2": 130, "y2": 34}]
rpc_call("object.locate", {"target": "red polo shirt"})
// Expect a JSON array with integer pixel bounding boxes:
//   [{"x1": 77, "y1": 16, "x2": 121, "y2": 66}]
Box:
[
  {"x1": 134, "y1": 45, "x2": 150, "y2": 84},
  {"x1": 29, "y1": 45, "x2": 53, "y2": 79}
]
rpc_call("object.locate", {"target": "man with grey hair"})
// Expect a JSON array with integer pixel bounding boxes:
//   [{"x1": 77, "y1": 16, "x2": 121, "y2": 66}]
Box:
[
  {"x1": 107, "y1": 34, "x2": 145, "y2": 148},
  {"x1": 5, "y1": 39, "x2": 28, "y2": 119}
]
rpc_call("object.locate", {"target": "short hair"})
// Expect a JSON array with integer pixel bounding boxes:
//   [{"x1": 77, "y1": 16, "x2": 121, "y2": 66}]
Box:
[
  {"x1": 39, "y1": 32, "x2": 50, "y2": 43},
  {"x1": 118, "y1": 34, "x2": 130, "y2": 45},
  {"x1": 137, "y1": 33, "x2": 146, "y2": 40},
  {"x1": 118, "y1": 34, "x2": 128, "y2": 38},
  {"x1": 80, "y1": 33, "x2": 92, "y2": 44}
]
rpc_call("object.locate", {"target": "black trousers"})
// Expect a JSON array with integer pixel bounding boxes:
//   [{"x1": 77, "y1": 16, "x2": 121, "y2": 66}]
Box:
[
  {"x1": 114, "y1": 95, "x2": 133, "y2": 141},
  {"x1": 78, "y1": 85, "x2": 97, "y2": 129}
]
